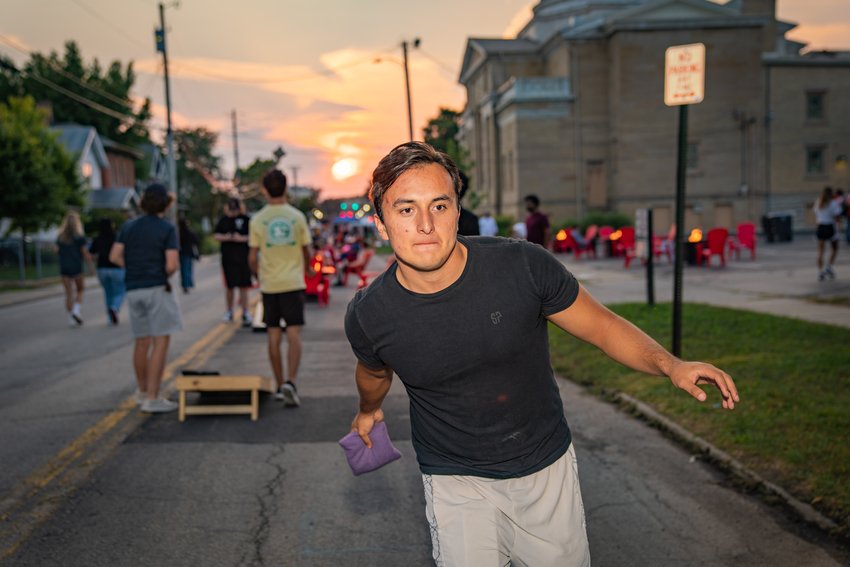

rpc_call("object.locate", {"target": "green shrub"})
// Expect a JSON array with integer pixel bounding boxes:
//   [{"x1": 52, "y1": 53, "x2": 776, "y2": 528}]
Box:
[{"x1": 495, "y1": 215, "x2": 515, "y2": 237}]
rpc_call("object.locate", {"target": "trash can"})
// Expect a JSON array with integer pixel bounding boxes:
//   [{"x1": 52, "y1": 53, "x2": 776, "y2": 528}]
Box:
[{"x1": 762, "y1": 212, "x2": 794, "y2": 243}]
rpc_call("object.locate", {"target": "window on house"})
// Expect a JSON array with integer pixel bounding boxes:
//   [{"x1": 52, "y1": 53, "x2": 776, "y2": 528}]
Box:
[
  {"x1": 806, "y1": 146, "x2": 825, "y2": 175},
  {"x1": 806, "y1": 91, "x2": 825, "y2": 120},
  {"x1": 686, "y1": 142, "x2": 699, "y2": 170}
]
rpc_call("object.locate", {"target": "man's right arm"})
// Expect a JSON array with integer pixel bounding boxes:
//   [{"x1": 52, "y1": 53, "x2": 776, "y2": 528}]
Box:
[{"x1": 351, "y1": 361, "x2": 393, "y2": 448}]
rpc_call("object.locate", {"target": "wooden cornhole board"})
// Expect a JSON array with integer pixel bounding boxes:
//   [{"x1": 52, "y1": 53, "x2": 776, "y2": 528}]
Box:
[{"x1": 175, "y1": 374, "x2": 276, "y2": 422}]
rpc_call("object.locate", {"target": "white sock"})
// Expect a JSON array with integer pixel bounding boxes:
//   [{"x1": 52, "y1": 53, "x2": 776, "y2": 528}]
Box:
[{"x1": 72, "y1": 302, "x2": 81, "y2": 315}]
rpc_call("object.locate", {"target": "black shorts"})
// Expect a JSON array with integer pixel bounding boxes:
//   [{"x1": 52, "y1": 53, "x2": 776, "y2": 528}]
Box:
[
  {"x1": 222, "y1": 260, "x2": 252, "y2": 289},
  {"x1": 262, "y1": 291, "x2": 305, "y2": 328},
  {"x1": 816, "y1": 224, "x2": 836, "y2": 241}
]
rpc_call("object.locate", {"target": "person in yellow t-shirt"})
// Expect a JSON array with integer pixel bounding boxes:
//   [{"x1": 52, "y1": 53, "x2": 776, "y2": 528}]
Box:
[{"x1": 249, "y1": 169, "x2": 314, "y2": 406}]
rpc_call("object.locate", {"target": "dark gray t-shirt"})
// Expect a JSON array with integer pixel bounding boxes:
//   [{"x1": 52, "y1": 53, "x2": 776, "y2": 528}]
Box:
[
  {"x1": 345, "y1": 236, "x2": 579, "y2": 478},
  {"x1": 117, "y1": 215, "x2": 178, "y2": 291}
]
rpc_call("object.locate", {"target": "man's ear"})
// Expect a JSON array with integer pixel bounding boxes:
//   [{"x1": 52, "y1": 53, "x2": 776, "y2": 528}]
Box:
[{"x1": 374, "y1": 215, "x2": 389, "y2": 240}]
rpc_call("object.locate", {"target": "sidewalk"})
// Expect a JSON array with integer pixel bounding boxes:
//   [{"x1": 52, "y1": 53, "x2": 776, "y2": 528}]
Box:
[
  {"x1": 0, "y1": 275, "x2": 99, "y2": 308},
  {"x1": 561, "y1": 235, "x2": 850, "y2": 328}
]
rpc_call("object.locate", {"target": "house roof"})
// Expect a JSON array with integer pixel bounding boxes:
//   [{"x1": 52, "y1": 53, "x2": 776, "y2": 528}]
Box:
[
  {"x1": 101, "y1": 136, "x2": 144, "y2": 160},
  {"x1": 52, "y1": 123, "x2": 109, "y2": 169},
  {"x1": 87, "y1": 187, "x2": 139, "y2": 210}
]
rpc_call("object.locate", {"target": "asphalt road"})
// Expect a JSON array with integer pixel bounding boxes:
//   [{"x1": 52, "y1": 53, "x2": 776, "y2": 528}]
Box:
[{"x1": 1, "y1": 252, "x2": 848, "y2": 566}]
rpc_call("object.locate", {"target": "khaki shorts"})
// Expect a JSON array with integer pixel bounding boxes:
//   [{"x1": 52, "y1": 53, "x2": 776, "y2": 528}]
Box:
[
  {"x1": 127, "y1": 286, "x2": 183, "y2": 338},
  {"x1": 423, "y1": 444, "x2": 590, "y2": 567}
]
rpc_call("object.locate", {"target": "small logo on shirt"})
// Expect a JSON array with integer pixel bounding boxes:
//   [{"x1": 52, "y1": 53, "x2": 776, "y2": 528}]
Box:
[{"x1": 490, "y1": 311, "x2": 503, "y2": 325}]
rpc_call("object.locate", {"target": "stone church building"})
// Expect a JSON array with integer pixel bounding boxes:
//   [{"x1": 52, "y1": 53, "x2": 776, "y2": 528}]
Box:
[{"x1": 458, "y1": 0, "x2": 850, "y2": 232}]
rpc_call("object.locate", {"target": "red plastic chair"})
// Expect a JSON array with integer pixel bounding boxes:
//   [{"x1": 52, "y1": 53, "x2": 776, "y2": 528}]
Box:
[
  {"x1": 342, "y1": 248, "x2": 375, "y2": 287},
  {"x1": 613, "y1": 227, "x2": 637, "y2": 267},
  {"x1": 304, "y1": 252, "x2": 332, "y2": 306},
  {"x1": 565, "y1": 229, "x2": 594, "y2": 260},
  {"x1": 728, "y1": 222, "x2": 756, "y2": 260},
  {"x1": 697, "y1": 228, "x2": 729, "y2": 267}
]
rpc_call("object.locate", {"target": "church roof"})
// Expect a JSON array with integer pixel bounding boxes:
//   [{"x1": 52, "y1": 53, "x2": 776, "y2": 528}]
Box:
[{"x1": 459, "y1": 38, "x2": 539, "y2": 84}]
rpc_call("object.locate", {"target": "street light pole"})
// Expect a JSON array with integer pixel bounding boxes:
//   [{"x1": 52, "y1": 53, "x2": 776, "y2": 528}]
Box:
[
  {"x1": 401, "y1": 38, "x2": 420, "y2": 142},
  {"x1": 157, "y1": 2, "x2": 178, "y2": 223}
]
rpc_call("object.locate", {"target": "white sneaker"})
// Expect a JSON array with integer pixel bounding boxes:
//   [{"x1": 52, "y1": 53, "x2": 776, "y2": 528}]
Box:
[
  {"x1": 222, "y1": 310, "x2": 233, "y2": 322},
  {"x1": 140, "y1": 398, "x2": 178, "y2": 413},
  {"x1": 134, "y1": 389, "x2": 146, "y2": 406},
  {"x1": 241, "y1": 311, "x2": 252, "y2": 326},
  {"x1": 281, "y1": 382, "x2": 300, "y2": 407},
  {"x1": 68, "y1": 314, "x2": 79, "y2": 327},
  {"x1": 825, "y1": 265, "x2": 836, "y2": 279}
]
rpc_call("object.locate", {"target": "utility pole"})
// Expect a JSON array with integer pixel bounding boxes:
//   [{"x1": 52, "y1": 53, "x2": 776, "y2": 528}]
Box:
[
  {"x1": 156, "y1": 2, "x2": 178, "y2": 223},
  {"x1": 231, "y1": 109, "x2": 240, "y2": 182},
  {"x1": 290, "y1": 166, "x2": 299, "y2": 188},
  {"x1": 401, "y1": 38, "x2": 420, "y2": 141}
]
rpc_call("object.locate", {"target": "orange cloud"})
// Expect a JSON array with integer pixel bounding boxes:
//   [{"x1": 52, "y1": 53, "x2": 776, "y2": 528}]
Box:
[{"x1": 142, "y1": 48, "x2": 465, "y2": 198}]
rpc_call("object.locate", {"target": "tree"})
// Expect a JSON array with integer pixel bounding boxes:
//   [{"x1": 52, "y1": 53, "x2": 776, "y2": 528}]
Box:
[
  {"x1": 236, "y1": 157, "x2": 277, "y2": 212},
  {"x1": 1, "y1": 41, "x2": 152, "y2": 148},
  {"x1": 423, "y1": 107, "x2": 472, "y2": 175},
  {"x1": 423, "y1": 107, "x2": 477, "y2": 207},
  {"x1": 175, "y1": 127, "x2": 224, "y2": 228},
  {"x1": 0, "y1": 96, "x2": 83, "y2": 236}
]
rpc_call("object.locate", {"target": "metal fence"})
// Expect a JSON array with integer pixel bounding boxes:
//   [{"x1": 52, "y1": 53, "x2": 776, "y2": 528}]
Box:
[{"x1": 0, "y1": 238, "x2": 61, "y2": 281}]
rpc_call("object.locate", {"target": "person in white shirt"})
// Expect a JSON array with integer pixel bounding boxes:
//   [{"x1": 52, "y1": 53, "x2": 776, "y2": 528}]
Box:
[
  {"x1": 813, "y1": 186, "x2": 842, "y2": 280},
  {"x1": 478, "y1": 211, "x2": 498, "y2": 237}
]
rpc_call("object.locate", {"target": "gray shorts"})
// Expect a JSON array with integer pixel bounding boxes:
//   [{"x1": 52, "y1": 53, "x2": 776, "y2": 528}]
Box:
[
  {"x1": 423, "y1": 445, "x2": 590, "y2": 566},
  {"x1": 127, "y1": 286, "x2": 183, "y2": 338}
]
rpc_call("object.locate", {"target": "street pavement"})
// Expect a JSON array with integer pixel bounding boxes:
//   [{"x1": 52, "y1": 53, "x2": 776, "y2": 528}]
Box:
[{"x1": 1, "y1": 237, "x2": 849, "y2": 566}]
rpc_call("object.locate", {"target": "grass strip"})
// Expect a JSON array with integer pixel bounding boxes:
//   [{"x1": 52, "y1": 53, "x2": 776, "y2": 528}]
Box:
[{"x1": 548, "y1": 302, "x2": 850, "y2": 532}]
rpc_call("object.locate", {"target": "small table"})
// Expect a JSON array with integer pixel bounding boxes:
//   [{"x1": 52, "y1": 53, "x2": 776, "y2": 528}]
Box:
[{"x1": 175, "y1": 375, "x2": 276, "y2": 422}]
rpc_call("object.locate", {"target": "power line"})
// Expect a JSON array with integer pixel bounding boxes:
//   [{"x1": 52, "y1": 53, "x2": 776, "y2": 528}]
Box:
[
  {"x1": 25, "y1": 70, "x2": 135, "y2": 122},
  {"x1": 418, "y1": 48, "x2": 458, "y2": 77},
  {"x1": 0, "y1": 35, "x2": 138, "y2": 111},
  {"x1": 1, "y1": 54, "x2": 166, "y2": 132},
  {"x1": 65, "y1": 0, "x2": 151, "y2": 50}
]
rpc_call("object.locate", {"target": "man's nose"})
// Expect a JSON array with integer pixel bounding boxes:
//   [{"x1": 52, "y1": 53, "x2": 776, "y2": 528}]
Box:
[{"x1": 417, "y1": 210, "x2": 435, "y2": 234}]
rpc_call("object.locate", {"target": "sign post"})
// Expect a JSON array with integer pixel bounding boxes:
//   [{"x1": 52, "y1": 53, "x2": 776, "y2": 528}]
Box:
[{"x1": 665, "y1": 43, "x2": 705, "y2": 357}]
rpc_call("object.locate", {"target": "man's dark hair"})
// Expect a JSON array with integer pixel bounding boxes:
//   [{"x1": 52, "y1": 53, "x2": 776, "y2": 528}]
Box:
[
  {"x1": 458, "y1": 171, "x2": 470, "y2": 202},
  {"x1": 140, "y1": 183, "x2": 173, "y2": 215},
  {"x1": 524, "y1": 194, "x2": 540, "y2": 207},
  {"x1": 370, "y1": 141, "x2": 461, "y2": 221},
  {"x1": 262, "y1": 169, "x2": 288, "y2": 198}
]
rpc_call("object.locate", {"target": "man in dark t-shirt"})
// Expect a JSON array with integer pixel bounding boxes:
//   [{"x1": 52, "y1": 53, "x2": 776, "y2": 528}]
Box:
[
  {"x1": 345, "y1": 142, "x2": 740, "y2": 566},
  {"x1": 524, "y1": 193, "x2": 550, "y2": 248},
  {"x1": 214, "y1": 198, "x2": 252, "y2": 324},
  {"x1": 110, "y1": 183, "x2": 182, "y2": 414}
]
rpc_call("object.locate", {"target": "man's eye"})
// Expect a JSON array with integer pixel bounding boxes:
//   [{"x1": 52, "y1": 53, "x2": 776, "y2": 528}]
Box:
[
  {"x1": 434, "y1": 204, "x2": 447, "y2": 211},
  {"x1": 400, "y1": 207, "x2": 413, "y2": 215}
]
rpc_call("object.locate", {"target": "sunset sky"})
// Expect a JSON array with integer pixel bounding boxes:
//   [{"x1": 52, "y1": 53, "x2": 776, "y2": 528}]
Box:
[{"x1": 4, "y1": 0, "x2": 849, "y2": 199}]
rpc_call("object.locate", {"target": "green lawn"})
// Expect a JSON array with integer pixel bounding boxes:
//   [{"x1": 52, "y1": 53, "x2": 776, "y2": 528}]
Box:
[
  {"x1": 549, "y1": 303, "x2": 850, "y2": 531},
  {"x1": 0, "y1": 264, "x2": 60, "y2": 281}
]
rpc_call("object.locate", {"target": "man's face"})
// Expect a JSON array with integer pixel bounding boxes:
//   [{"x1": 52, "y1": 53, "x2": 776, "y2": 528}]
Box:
[
  {"x1": 525, "y1": 199, "x2": 536, "y2": 213},
  {"x1": 374, "y1": 163, "x2": 460, "y2": 274}
]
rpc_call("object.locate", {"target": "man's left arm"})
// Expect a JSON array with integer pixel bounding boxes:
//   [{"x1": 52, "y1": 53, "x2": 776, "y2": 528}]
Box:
[
  {"x1": 547, "y1": 286, "x2": 739, "y2": 409},
  {"x1": 248, "y1": 247, "x2": 259, "y2": 276}
]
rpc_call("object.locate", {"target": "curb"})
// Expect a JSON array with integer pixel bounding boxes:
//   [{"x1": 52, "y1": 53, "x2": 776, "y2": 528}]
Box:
[{"x1": 612, "y1": 391, "x2": 840, "y2": 534}]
